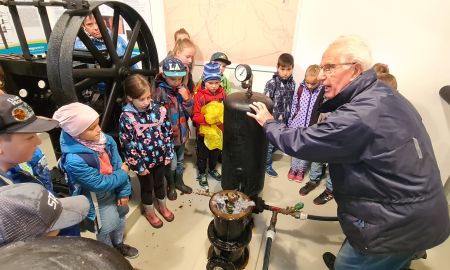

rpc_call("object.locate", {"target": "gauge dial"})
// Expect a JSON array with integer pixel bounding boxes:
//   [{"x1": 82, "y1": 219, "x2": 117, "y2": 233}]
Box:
[{"x1": 235, "y1": 64, "x2": 252, "y2": 82}]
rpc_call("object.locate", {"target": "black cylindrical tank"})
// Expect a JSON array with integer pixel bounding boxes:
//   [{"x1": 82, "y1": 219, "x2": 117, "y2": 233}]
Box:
[{"x1": 222, "y1": 91, "x2": 273, "y2": 197}]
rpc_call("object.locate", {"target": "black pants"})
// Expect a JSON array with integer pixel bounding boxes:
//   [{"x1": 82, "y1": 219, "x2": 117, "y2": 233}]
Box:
[
  {"x1": 196, "y1": 136, "x2": 220, "y2": 174},
  {"x1": 137, "y1": 164, "x2": 166, "y2": 205}
]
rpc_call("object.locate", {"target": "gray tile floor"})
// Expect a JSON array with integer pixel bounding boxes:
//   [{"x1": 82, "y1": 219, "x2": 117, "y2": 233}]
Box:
[{"x1": 39, "y1": 134, "x2": 449, "y2": 269}]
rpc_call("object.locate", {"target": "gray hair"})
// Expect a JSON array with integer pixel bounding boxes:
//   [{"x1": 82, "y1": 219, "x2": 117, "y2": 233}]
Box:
[{"x1": 327, "y1": 35, "x2": 373, "y2": 71}]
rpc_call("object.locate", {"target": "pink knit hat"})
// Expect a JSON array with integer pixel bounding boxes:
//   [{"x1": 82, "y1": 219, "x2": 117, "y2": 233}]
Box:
[{"x1": 52, "y1": 103, "x2": 99, "y2": 137}]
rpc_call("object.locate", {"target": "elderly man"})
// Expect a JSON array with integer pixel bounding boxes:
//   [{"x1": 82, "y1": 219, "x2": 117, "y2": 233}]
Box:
[{"x1": 248, "y1": 36, "x2": 449, "y2": 270}]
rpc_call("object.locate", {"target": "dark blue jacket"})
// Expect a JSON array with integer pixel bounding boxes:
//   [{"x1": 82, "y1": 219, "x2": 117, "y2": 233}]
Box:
[
  {"x1": 60, "y1": 131, "x2": 130, "y2": 221},
  {"x1": 264, "y1": 69, "x2": 449, "y2": 254}
]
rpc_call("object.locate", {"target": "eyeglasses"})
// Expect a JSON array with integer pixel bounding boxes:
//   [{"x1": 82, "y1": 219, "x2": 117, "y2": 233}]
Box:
[{"x1": 319, "y1": 62, "x2": 356, "y2": 75}]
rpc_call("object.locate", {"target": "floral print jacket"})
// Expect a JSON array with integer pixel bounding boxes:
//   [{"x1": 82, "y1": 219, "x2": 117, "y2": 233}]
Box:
[{"x1": 119, "y1": 102, "x2": 174, "y2": 174}]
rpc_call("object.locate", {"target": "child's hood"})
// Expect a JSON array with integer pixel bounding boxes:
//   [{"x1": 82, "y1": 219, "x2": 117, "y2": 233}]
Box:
[
  {"x1": 122, "y1": 102, "x2": 158, "y2": 115},
  {"x1": 122, "y1": 102, "x2": 140, "y2": 113}
]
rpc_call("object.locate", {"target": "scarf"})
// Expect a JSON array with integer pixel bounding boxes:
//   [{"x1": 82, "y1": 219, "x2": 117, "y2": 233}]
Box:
[{"x1": 75, "y1": 132, "x2": 107, "y2": 156}]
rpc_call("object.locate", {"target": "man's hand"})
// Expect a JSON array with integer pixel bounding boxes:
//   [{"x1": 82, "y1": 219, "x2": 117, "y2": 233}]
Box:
[
  {"x1": 117, "y1": 197, "x2": 129, "y2": 206},
  {"x1": 164, "y1": 159, "x2": 171, "y2": 165},
  {"x1": 121, "y1": 162, "x2": 129, "y2": 173},
  {"x1": 247, "y1": 102, "x2": 274, "y2": 126},
  {"x1": 139, "y1": 169, "x2": 150, "y2": 176},
  {"x1": 179, "y1": 86, "x2": 190, "y2": 101}
]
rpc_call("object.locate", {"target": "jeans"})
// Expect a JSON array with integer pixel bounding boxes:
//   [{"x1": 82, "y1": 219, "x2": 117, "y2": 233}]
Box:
[
  {"x1": 170, "y1": 144, "x2": 185, "y2": 175},
  {"x1": 265, "y1": 143, "x2": 276, "y2": 167},
  {"x1": 308, "y1": 161, "x2": 325, "y2": 181},
  {"x1": 309, "y1": 162, "x2": 334, "y2": 192},
  {"x1": 334, "y1": 239, "x2": 414, "y2": 270},
  {"x1": 324, "y1": 176, "x2": 333, "y2": 192},
  {"x1": 95, "y1": 191, "x2": 129, "y2": 247}
]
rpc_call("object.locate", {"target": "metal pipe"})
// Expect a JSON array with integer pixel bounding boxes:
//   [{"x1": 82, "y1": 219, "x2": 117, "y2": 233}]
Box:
[
  {"x1": 8, "y1": 5, "x2": 31, "y2": 60},
  {"x1": 36, "y1": 2, "x2": 52, "y2": 42},
  {"x1": 0, "y1": 0, "x2": 65, "y2": 7}
]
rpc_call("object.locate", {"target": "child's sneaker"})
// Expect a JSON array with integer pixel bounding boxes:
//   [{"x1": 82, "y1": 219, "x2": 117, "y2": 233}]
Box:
[
  {"x1": 313, "y1": 189, "x2": 334, "y2": 205},
  {"x1": 198, "y1": 173, "x2": 209, "y2": 190},
  {"x1": 287, "y1": 168, "x2": 297, "y2": 181},
  {"x1": 266, "y1": 166, "x2": 278, "y2": 178},
  {"x1": 322, "y1": 252, "x2": 336, "y2": 269},
  {"x1": 294, "y1": 169, "x2": 305, "y2": 183},
  {"x1": 208, "y1": 169, "x2": 222, "y2": 181},
  {"x1": 299, "y1": 181, "x2": 320, "y2": 196},
  {"x1": 115, "y1": 243, "x2": 139, "y2": 259}
]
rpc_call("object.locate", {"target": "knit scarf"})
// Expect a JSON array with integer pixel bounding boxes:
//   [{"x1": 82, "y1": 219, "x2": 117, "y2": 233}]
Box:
[{"x1": 75, "y1": 132, "x2": 107, "y2": 156}]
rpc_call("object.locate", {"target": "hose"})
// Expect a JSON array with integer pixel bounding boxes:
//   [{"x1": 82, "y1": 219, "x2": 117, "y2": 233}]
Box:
[
  {"x1": 262, "y1": 236, "x2": 273, "y2": 270},
  {"x1": 307, "y1": 214, "x2": 339, "y2": 221}
]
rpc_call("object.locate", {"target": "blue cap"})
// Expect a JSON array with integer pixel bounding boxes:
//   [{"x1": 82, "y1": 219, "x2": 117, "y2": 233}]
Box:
[
  {"x1": 202, "y1": 62, "x2": 221, "y2": 82},
  {"x1": 162, "y1": 57, "x2": 187, "y2": 77}
]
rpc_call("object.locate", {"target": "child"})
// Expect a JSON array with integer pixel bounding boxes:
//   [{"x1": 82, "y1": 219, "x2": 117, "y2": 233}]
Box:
[
  {"x1": 264, "y1": 53, "x2": 296, "y2": 177},
  {"x1": 210, "y1": 52, "x2": 232, "y2": 95},
  {"x1": 288, "y1": 65, "x2": 326, "y2": 184},
  {"x1": 53, "y1": 103, "x2": 139, "y2": 259},
  {"x1": 194, "y1": 52, "x2": 232, "y2": 95},
  {"x1": 0, "y1": 94, "x2": 58, "y2": 185},
  {"x1": 372, "y1": 62, "x2": 389, "y2": 75},
  {"x1": 307, "y1": 111, "x2": 335, "y2": 206},
  {"x1": 378, "y1": 73, "x2": 398, "y2": 91},
  {"x1": 153, "y1": 57, "x2": 193, "y2": 200},
  {"x1": 119, "y1": 74, "x2": 175, "y2": 228},
  {"x1": 0, "y1": 91, "x2": 81, "y2": 236},
  {"x1": 0, "y1": 183, "x2": 89, "y2": 247},
  {"x1": 174, "y1": 28, "x2": 190, "y2": 43},
  {"x1": 170, "y1": 38, "x2": 196, "y2": 93},
  {"x1": 193, "y1": 62, "x2": 226, "y2": 190},
  {"x1": 161, "y1": 28, "x2": 191, "y2": 64}
]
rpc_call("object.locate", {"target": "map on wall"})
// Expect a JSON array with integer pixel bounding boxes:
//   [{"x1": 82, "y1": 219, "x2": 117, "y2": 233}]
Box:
[{"x1": 164, "y1": 0, "x2": 299, "y2": 66}]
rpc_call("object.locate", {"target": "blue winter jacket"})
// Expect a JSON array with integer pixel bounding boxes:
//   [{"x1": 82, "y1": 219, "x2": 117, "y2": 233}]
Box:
[
  {"x1": 74, "y1": 33, "x2": 127, "y2": 56},
  {"x1": 264, "y1": 69, "x2": 449, "y2": 254},
  {"x1": 59, "y1": 131, "x2": 131, "y2": 221},
  {"x1": 7, "y1": 147, "x2": 53, "y2": 192}
]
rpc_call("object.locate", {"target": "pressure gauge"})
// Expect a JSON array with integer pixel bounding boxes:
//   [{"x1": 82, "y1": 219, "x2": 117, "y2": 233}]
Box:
[{"x1": 235, "y1": 64, "x2": 252, "y2": 82}]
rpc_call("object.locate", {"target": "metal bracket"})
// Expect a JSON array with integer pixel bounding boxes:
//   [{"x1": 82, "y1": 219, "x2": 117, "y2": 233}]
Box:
[{"x1": 64, "y1": 0, "x2": 89, "y2": 10}]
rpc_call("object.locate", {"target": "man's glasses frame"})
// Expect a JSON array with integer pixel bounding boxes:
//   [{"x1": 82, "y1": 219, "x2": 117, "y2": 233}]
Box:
[{"x1": 319, "y1": 62, "x2": 356, "y2": 75}]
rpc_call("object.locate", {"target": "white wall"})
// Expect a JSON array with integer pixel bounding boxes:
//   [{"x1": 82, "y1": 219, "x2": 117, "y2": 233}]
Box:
[
  {"x1": 149, "y1": 0, "x2": 450, "y2": 182},
  {"x1": 294, "y1": 0, "x2": 450, "y2": 182}
]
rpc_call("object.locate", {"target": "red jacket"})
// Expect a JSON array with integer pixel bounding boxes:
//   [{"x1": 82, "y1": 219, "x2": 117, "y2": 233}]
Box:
[{"x1": 192, "y1": 83, "x2": 226, "y2": 134}]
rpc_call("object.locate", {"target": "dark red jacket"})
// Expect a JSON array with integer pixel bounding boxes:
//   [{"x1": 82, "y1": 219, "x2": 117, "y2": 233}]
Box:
[{"x1": 192, "y1": 83, "x2": 226, "y2": 135}]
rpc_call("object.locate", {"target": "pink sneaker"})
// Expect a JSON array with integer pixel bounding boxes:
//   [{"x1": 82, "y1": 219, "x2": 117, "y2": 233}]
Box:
[
  {"x1": 288, "y1": 168, "x2": 297, "y2": 181},
  {"x1": 294, "y1": 170, "x2": 304, "y2": 183}
]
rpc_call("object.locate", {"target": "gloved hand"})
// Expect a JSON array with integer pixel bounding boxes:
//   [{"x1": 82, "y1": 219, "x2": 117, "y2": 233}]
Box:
[{"x1": 251, "y1": 196, "x2": 266, "y2": 214}]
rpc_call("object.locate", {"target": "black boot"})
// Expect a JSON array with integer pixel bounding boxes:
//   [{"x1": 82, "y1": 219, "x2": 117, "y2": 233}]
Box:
[
  {"x1": 165, "y1": 170, "x2": 177, "y2": 201},
  {"x1": 175, "y1": 172, "x2": 193, "y2": 194}
]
